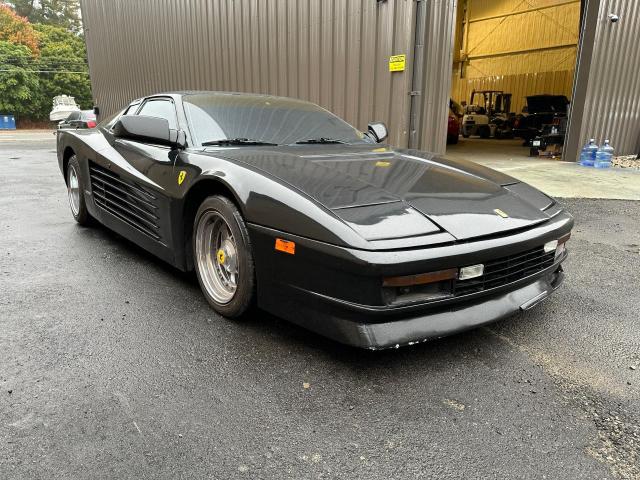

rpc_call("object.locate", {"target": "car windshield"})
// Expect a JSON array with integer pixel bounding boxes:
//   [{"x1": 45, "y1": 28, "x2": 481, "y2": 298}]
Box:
[{"x1": 183, "y1": 94, "x2": 370, "y2": 147}]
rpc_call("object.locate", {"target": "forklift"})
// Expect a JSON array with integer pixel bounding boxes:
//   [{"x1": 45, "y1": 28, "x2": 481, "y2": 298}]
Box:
[{"x1": 461, "y1": 90, "x2": 513, "y2": 138}]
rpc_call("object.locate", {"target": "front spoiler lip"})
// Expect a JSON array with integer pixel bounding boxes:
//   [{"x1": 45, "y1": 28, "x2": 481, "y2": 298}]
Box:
[
  {"x1": 290, "y1": 267, "x2": 565, "y2": 350},
  {"x1": 362, "y1": 268, "x2": 565, "y2": 350}
]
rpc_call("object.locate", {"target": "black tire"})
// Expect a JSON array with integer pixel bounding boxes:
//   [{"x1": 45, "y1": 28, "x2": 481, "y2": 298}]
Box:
[
  {"x1": 462, "y1": 133, "x2": 470, "y2": 138},
  {"x1": 479, "y1": 126, "x2": 491, "y2": 139},
  {"x1": 193, "y1": 195, "x2": 255, "y2": 318},
  {"x1": 447, "y1": 134, "x2": 459, "y2": 144},
  {"x1": 66, "y1": 155, "x2": 91, "y2": 226}
]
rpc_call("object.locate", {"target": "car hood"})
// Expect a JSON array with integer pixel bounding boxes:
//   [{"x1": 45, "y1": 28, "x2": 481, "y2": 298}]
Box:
[{"x1": 210, "y1": 145, "x2": 553, "y2": 241}]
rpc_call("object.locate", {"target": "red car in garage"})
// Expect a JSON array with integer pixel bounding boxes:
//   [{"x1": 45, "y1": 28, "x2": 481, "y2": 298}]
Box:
[{"x1": 447, "y1": 99, "x2": 463, "y2": 144}]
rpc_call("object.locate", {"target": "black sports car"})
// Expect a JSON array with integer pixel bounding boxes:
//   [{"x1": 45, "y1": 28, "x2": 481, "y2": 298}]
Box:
[{"x1": 56, "y1": 92, "x2": 572, "y2": 350}]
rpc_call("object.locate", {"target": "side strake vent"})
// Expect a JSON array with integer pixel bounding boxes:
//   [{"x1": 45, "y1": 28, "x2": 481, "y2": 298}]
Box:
[{"x1": 89, "y1": 162, "x2": 161, "y2": 240}]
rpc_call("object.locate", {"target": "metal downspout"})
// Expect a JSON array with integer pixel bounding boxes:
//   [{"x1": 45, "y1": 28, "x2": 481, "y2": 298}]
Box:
[{"x1": 409, "y1": 0, "x2": 427, "y2": 149}]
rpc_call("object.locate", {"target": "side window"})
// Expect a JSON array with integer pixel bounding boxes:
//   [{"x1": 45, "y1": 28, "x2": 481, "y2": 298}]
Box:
[
  {"x1": 123, "y1": 102, "x2": 140, "y2": 115},
  {"x1": 137, "y1": 99, "x2": 178, "y2": 130},
  {"x1": 67, "y1": 111, "x2": 80, "y2": 121}
]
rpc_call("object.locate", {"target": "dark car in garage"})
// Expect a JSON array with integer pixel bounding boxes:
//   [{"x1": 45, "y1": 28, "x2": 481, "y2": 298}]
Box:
[{"x1": 513, "y1": 95, "x2": 570, "y2": 142}]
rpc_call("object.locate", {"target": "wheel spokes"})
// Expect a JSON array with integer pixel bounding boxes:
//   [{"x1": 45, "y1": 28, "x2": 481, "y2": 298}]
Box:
[{"x1": 197, "y1": 210, "x2": 239, "y2": 304}]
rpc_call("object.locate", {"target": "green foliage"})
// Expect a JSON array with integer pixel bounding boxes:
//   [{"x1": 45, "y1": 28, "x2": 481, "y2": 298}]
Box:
[
  {"x1": 0, "y1": 40, "x2": 39, "y2": 115},
  {"x1": 0, "y1": 4, "x2": 92, "y2": 120},
  {"x1": 30, "y1": 23, "x2": 92, "y2": 119},
  {"x1": 27, "y1": 25, "x2": 93, "y2": 120},
  {"x1": 9, "y1": 0, "x2": 81, "y2": 33}
]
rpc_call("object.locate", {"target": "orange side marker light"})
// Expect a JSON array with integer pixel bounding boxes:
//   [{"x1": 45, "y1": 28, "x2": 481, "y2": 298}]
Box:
[{"x1": 275, "y1": 238, "x2": 295, "y2": 255}]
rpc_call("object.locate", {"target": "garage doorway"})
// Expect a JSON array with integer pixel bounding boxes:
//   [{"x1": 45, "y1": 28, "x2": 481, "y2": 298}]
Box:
[{"x1": 445, "y1": 0, "x2": 581, "y2": 167}]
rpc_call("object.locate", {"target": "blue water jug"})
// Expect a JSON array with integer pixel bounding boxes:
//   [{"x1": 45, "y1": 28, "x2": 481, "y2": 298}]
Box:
[
  {"x1": 594, "y1": 140, "x2": 614, "y2": 168},
  {"x1": 580, "y1": 139, "x2": 598, "y2": 166}
]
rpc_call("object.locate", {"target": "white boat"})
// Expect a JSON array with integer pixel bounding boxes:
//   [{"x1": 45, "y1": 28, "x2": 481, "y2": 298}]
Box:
[{"x1": 49, "y1": 95, "x2": 81, "y2": 122}]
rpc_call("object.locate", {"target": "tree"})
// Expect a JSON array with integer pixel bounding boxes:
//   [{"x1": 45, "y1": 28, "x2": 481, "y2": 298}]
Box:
[
  {"x1": 0, "y1": 3, "x2": 39, "y2": 54},
  {"x1": 0, "y1": 40, "x2": 39, "y2": 116},
  {"x1": 0, "y1": 3, "x2": 91, "y2": 120},
  {"x1": 31, "y1": 23, "x2": 92, "y2": 119},
  {"x1": 8, "y1": 0, "x2": 81, "y2": 33}
]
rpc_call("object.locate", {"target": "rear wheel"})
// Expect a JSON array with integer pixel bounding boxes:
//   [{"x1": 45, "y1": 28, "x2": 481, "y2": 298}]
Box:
[
  {"x1": 193, "y1": 195, "x2": 255, "y2": 318},
  {"x1": 66, "y1": 155, "x2": 91, "y2": 225},
  {"x1": 479, "y1": 126, "x2": 491, "y2": 139}
]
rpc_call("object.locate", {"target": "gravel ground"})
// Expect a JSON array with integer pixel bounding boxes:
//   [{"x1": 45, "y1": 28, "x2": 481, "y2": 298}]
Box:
[
  {"x1": 612, "y1": 156, "x2": 640, "y2": 170},
  {"x1": 1, "y1": 133, "x2": 638, "y2": 479}
]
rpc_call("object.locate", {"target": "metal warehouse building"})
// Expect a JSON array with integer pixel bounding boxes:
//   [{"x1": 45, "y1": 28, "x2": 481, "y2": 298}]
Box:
[{"x1": 80, "y1": 0, "x2": 640, "y2": 161}]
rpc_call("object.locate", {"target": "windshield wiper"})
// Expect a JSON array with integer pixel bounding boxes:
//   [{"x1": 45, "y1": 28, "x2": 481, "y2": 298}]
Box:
[
  {"x1": 201, "y1": 138, "x2": 278, "y2": 146},
  {"x1": 295, "y1": 137, "x2": 345, "y2": 144}
]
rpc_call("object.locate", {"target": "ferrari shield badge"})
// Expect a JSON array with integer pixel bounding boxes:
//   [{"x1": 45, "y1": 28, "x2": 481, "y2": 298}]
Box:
[
  {"x1": 494, "y1": 208, "x2": 509, "y2": 218},
  {"x1": 177, "y1": 170, "x2": 187, "y2": 185}
]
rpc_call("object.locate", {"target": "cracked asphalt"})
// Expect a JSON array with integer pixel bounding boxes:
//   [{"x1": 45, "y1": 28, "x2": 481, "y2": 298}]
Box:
[{"x1": 1, "y1": 132, "x2": 639, "y2": 479}]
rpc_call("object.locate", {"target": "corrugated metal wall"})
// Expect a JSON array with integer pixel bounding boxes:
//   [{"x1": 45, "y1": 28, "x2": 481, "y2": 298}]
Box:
[
  {"x1": 81, "y1": 0, "x2": 446, "y2": 150},
  {"x1": 573, "y1": 0, "x2": 640, "y2": 155},
  {"x1": 451, "y1": 0, "x2": 580, "y2": 113},
  {"x1": 412, "y1": 0, "x2": 458, "y2": 152}
]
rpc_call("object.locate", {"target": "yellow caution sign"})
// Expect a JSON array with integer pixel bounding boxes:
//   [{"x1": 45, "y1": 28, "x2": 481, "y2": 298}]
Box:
[{"x1": 389, "y1": 54, "x2": 406, "y2": 72}]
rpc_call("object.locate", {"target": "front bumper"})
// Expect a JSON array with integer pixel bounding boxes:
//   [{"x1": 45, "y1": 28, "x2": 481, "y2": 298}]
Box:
[
  {"x1": 249, "y1": 211, "x2": 572, "y2": 349},
  {"x1": 260, "y1": 257, "x2": 565, "y2": 350},
  {"x1": 300, "y1": 265, "x2": 563, "y2": 349}
]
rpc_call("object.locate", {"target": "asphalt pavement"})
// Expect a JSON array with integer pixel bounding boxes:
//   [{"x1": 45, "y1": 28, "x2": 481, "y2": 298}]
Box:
[{"x1": 1, "y1": 132, "x2": 638, "y2": 479}]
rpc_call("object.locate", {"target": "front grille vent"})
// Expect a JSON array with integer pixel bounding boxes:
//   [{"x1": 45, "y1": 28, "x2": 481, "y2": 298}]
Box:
[
  {"x1": 89, "y1": 162, "x2": 161, "y2": 240},
  {"x1": 454, "y1": 246, "x2": 555, "y2": 296}
]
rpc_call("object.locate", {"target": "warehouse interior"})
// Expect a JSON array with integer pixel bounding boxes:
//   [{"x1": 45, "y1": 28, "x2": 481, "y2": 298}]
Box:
[{"x1": 446, "y1": 0, "x2": 581, "y2": 163}]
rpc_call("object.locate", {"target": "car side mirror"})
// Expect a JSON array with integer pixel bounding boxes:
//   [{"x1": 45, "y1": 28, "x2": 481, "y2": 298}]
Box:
[
  {"x1": 93, "y1": 106, "x2": 100, "y2": 116},
  {"x1": 367, "y1": 122, "x2": 388, "y2": 143},
  {"x1": 113, "y1": 115, "x2": 184, "y2": 148},
  {"x1": 170, "y1": 129, "x2": 187, "y2": 149}
]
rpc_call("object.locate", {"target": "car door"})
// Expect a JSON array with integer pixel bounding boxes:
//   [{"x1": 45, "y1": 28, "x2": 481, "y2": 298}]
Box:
[{"x1": 93, "y1": 97, "x2": 181, "y2": 254}]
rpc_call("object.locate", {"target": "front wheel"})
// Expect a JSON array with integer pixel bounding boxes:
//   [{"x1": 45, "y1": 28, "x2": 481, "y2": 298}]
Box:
[
  {"x1": 193, "y1": 195, "x2": 256, "y2": 318},
  {"x1": 66, "y1": 155, "x2": 91, "y2": 225}
]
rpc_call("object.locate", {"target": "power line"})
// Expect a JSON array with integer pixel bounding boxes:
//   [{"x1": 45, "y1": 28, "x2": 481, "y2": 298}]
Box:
[
  {"x1": 0, "y1": 69, "x2": 89, "y2": 74},
  {"x1": 0, "y1": 56, "x2": 88, "y2": 64}
]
